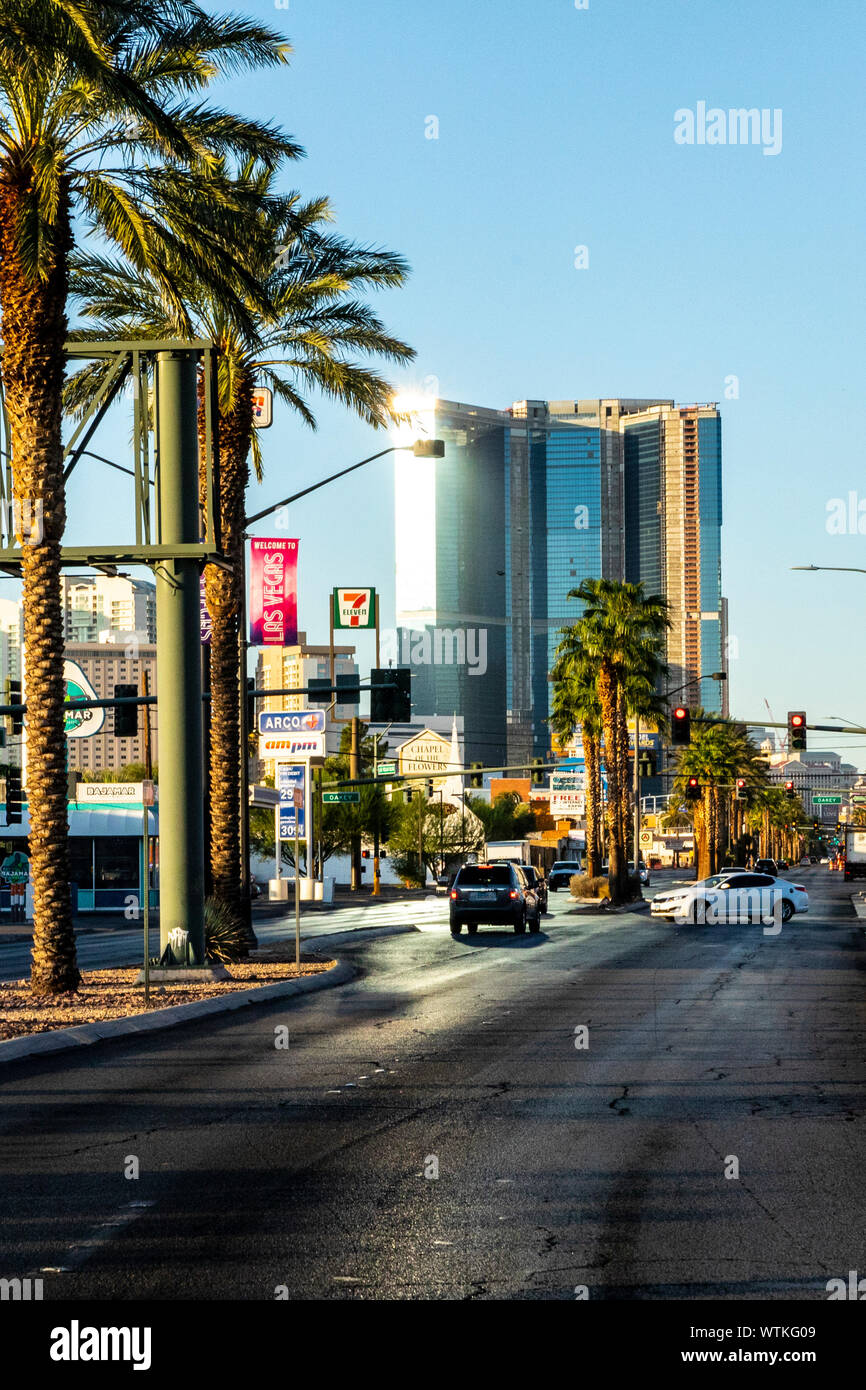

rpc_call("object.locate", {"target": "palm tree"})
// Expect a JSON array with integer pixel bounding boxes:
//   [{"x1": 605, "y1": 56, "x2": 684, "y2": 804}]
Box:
[
  {"x1": 569, "y1": 579, "x2": 670, "y2": 902},
  {"x1": 0, "y1": 0, "x2": 295, "y2": 994},
  {"x1": 71, "y1": 171, "x2": 415, "y2": 913},
  {"x1": 549, "y1": 634, "x2": 603, "y2": 877}
]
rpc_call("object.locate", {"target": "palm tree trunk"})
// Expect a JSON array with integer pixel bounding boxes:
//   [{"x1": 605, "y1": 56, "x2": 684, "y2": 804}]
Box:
[
  {"x1": 616, "y1": 684, "x2": 631, "y2": 889},
  {"x1": 0, "y1": 178, "x2": 78, "y2": 996},
  {"x1": 598, "y1": 661, "x2": 624, "y2": 902},
  {"x1": 199, "y1": 376, "x2": 252, "y2": 917},
  {"x1": 583, "y1": 729, "x2": 602, "y2": 877}
]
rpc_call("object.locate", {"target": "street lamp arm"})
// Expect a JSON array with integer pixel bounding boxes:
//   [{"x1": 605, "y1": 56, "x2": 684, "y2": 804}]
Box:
[
  {"x1": 791, "y1": 565, "x2": 866, "y2": 575},
  {"x1": 244, "y1": 446, "x2": 399, "y2": 526}
]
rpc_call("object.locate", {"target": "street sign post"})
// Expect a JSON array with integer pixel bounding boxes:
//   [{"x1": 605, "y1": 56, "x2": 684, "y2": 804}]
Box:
[
  {"x1": 293, "y1": 784, "x2": 302, "y2": 973},
  {"x1": 323, "y1": 790, "x2": 360, "y2": 804}
]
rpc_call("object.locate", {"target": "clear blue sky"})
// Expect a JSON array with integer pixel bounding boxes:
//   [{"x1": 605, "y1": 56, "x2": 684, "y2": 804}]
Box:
[{"x1": 57, "y1": 0, "x2": 866, "y2": 761}]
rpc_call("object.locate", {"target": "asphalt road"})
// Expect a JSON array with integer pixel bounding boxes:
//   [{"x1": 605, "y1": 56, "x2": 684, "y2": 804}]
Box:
[{"x1": 1, "y1": 865, "x2": 863, "y2": 1301}]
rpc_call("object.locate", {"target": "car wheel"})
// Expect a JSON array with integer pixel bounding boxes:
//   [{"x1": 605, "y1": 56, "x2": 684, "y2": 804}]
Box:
[
  {"x1": 528, "y1": 912, "x2": 541, "y2": 934},
  {"x1": 514, "y1": 910, "x2": 526, "y2": 935},
  {"x1": 781, "y1": 900, "x2": 794, "y2": 924},
  {"x1": 467, "y1": 922, "x2": 479, "y2": 935},
  {"x1": 450, "y1": 918, "x2": 462, "y2": 936}
]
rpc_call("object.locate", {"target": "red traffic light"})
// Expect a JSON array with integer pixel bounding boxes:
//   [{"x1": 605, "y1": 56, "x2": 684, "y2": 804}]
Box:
[
  {"x1": 688, "y1": 777, "x2": 698, "y2": 787},
  {"x1": 671, "y1": 705, "x2": 691, "y2": 746},
  {"x1": 785, "y1": 780, "x2": 794, "y2": 791},
  {"x1": 791, "y1": 715, "x2": 804, "y2": 728}
]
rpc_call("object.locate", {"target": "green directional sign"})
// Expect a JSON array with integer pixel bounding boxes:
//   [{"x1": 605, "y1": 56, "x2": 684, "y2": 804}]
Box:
[
  {"x1": 323, "y1": 790, "x2": 360, "y2": 804},
  {"x1": 813, "y1": 794, "x2": 842, "y2": 805},
  {"x1": 851, "y1": 795, "x2": 866, "y2": 804},
  {"x1": 377, "y1": 761, "x2": 397, "y2": 777}
]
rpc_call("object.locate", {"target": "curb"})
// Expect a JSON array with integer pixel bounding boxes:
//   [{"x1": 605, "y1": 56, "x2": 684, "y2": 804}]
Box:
[{"x1": 0, "y1": 924, "x2": 417, "y2": 1066}]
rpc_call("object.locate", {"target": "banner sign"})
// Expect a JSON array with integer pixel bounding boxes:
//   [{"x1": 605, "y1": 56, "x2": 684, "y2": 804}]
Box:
[
  {"x1": 63, "y1": 661, "x2": 106, "y2": 739},
  {"x1": 258, "y1": 709, "x2": 325, "y2": 736},
  {"x1": 259, "y1": 732, "x2": 325, "y2": 761},
  {"x1": 333, "y1": 587, "x2": 376, "y2": 630},
  {"x1": 278, "y1": 763, "x2": 305, "y2": 837},
  {"x1": 249, "y1": 539, "x2": 299, "y2": 646}
]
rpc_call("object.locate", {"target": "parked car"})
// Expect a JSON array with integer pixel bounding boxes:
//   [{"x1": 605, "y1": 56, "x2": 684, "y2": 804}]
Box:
[
  {"x1": 754, "y1": 858, "x2": 778, "y2": 876},
  {"x1": 520, "y1": 864, "x2": 548, "y2": 912},
  {"x1": 548, "y1": 860, "x2": 583, "y2": 892},
  {"x1": 777, "y1": 859, "x2": 789, "y2": 872},
  {"x1": 651, "y1": 872, "x2": 808, "y2": 925},
  {"x1": 809, "y1": 855, "x2": 819, "y2": 864},
  {"x1": 249, "y1": 876, "x2": 261, "y2": 900},
  {"x1": 435, "y1": 873, "x2": 453, "y2": 896},
  {"x1": 628, "y1": 859, "x2": 651, "y2": 887},
  {"x1": 449, "y1": 862, "x2": 541, "y2": 935}
]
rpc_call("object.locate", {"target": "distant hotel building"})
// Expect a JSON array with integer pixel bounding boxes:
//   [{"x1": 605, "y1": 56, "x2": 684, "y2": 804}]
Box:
[{"x1": 394, "y1": 395, "x2": 727, "y2": 766}]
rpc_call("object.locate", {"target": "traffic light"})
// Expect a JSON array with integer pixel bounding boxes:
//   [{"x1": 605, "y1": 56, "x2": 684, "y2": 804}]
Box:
[
  {"x1": 113, "y1": 684, "x2": 138, "y2": 738},
  {"x1": 246, "y1": 676, "x2": 256, "y2": 731},
  {"x1": 4, "y1": 677, "x2": 22, "y2": 736},
  {"x1": 785, "y1": 780, "x2": 795, "y2": 800},
  {"x1": 5, "y1": 765, "x2": 23, "y2": 824},
  {"x1": 336, "y1": 672, "x2": 360, "y2": 710},
  {"x1": 685, "y1": 776, "x2": 701, "y2": 802},
  {"x1": 531, "y1": 757, "x2": 545, "y2": 787},
  {"x1": 736, "y1": 778, "x2": 748, "y2": 801},
  {"x1": 308, "y1": 677, "x2": 331, "y2": 708},
  {"x1": 425, "y1": 779, "x2": 434, "y2": 798},
  {"x1": 67, "y1": 771, "x2": 78, "y2": 803},
  {"x1": 671, "y1": 706, "x2": 691, "y2": 746},
  {"x1": 404, "y1": 787, "x2": 413, "y2": 804},
  {"x1": 370, "y1": 667, "x2": 411, "y2": 722},
  {"x1": 469, "y1": 762, "x2": 484, "y2": 789},
  {"x1": 788, "y1": 711, "x2": 807, "y2": 751}
]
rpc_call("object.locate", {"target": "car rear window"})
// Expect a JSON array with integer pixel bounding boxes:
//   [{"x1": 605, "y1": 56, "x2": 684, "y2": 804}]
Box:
[{"x1": 455, "y1": 866, "x2": 511, "y2": 886}]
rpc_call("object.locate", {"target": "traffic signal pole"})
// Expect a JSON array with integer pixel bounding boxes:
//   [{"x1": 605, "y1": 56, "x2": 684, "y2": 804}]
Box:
[{"x1": 153, "y1": 350, "x2": 205, "y2": 963}]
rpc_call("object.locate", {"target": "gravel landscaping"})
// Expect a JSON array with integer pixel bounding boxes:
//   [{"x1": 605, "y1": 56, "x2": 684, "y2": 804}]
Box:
[{"x1": 0, "y1": 944, "x2": 337, "y2": 1040}]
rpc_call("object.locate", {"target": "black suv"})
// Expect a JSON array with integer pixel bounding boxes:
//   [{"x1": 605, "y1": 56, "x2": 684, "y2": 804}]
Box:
[{"x1": 450, "y1": 863, "x2": 540, "y2": 935}]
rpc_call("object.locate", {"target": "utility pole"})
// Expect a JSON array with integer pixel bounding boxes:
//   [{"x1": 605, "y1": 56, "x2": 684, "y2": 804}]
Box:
[
  {"x1": 350, "y1": 715, "x2": 361, "y2": 890},
  {"x1": 154, "y1": 350, "x2": 205, "y2": 963}
]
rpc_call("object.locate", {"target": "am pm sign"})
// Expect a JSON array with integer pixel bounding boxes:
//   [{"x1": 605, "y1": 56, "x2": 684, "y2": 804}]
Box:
[{"x1": 333, "y1": 587, "x2": 376, "y2": 630}]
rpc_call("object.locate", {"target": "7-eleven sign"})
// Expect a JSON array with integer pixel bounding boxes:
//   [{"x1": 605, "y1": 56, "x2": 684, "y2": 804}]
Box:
[{"x1": 333, "y1": 587, "x2": 376, "y2": 629}]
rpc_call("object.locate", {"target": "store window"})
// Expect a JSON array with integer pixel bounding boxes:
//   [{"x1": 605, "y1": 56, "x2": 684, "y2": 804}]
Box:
[
  {"x1": 69, "y1": 838, "x2": 94, "y2": 889},
  {"x1": 94, "y1": 837, "x2": 139, "y2": 889}
]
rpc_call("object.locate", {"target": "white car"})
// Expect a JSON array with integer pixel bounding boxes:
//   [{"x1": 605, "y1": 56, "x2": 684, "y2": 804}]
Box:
[{"x1": 651, "y1": 871, "x2": 809, "y2": 925}]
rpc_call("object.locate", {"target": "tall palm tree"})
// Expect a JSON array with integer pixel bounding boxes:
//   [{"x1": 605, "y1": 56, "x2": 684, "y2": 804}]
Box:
[
  {"x1": 71, "y1": 172, "x2": 415, "y2": 912},
  {"x1": 0, "y1": 0, "x2": 295, "y2": 994},
  {"x1": 549, "y1": 633, "x2": 603, "y2": 877},
  {"x1": 570, "y1": 579, "x2": 670, "y2": 902}
]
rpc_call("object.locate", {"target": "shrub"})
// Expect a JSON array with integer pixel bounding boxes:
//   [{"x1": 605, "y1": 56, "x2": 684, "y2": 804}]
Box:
[
  {"x1": 204, "y1": 896, "x2": 248, "y2": 963},
  {"x1": 570, "y1": 874, "x2": 610, "y2": 900}
]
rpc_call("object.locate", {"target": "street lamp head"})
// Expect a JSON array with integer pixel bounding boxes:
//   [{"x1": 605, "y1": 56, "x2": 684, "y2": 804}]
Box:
[
  {"x1": 790, "y1": 565, "x2": 818, "y2": 571},
  {"x1": 412, "y1": 439, "x2": 445, "y2": 458},
  {"x1": 709, "y1": 671, "x2": 726, "y2": 681}
]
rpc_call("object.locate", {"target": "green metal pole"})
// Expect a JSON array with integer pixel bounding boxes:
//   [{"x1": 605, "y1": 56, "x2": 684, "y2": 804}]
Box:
[{"x1": 154, "y1": 349, "x2": 205, "y2": 963}]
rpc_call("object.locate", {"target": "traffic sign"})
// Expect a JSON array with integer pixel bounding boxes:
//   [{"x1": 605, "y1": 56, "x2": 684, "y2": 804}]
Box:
[
  {"x1": 813, "y1": 795, "x2": 841, "y2": 804},
  {"x1": 323, "y1": 791, "x2": 360, "y2": 804},
  {"x1": 376, "y1": 761, "x2": 397, "y2": 777},
  {"x1": 851, "y1": 795, "x2": 866, "y2": 804}
]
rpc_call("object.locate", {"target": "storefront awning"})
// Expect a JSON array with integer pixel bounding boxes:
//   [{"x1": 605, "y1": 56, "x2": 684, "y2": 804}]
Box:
[{"x1": 0, "y1": 807, "x2": 158, "y2": 837}]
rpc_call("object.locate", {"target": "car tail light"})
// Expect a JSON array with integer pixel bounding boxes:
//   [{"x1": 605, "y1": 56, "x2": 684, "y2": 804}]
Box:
[
  {"x1": 450, "y1": 890, "x2": 458, "y2": 900},
  {"x1": 509, "y1": 890, "x2": 520, "y2": 900},
  {"x1": 793, "y1": 885, "x2": 805, "y2": 892}
]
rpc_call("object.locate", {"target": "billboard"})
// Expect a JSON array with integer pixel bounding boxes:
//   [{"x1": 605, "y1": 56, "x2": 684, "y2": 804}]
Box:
[
  {"x1": 249, "y1": 538, "x2": 299, "y2": 646},
  {"x1": 550, "y1": 768, "x2": 586, "y2": 818},
  {"x1": 333, "y1": 587, "x2": 376, "y2": 629},
  {"x1": 63, "y1": 660, "x2": 105, "y2": 738}
]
